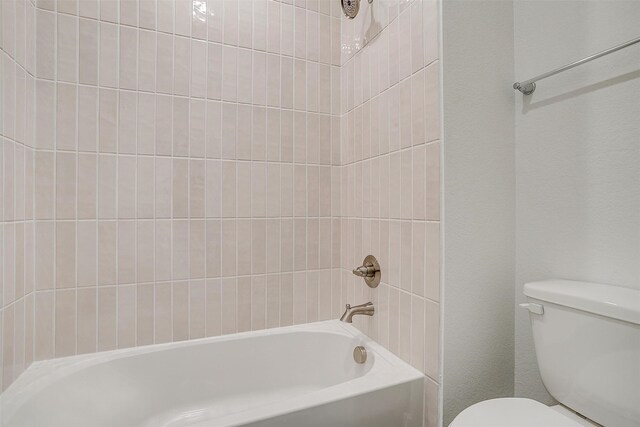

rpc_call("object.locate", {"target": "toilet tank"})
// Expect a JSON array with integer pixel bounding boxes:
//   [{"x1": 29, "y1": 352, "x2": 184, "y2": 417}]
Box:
[{"x1": 523, "y1": 280, "x2": 640, "y2": 427}]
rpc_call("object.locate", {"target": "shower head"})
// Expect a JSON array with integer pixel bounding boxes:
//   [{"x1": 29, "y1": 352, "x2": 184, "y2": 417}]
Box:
[{"x1": 341, "y1": 0, "x2": 373, "y2": 20}]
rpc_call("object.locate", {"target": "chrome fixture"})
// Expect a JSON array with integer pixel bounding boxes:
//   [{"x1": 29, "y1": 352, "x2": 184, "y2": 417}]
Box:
[
  {"x1": 352, "y1": 255, "x2": 381, "y2": 288},
  {"x1": 513, "y1": 35, "x2": 640, "y2": 95},
  {"x1": 340, "y1": 302, "x2": 375, "y2": 323},
  {"x1": 341, "y1": 0, "x2": 373, "y2": 20},
  {"x1": 353, "y1": 346, "x2": 367, "y2": 364}
]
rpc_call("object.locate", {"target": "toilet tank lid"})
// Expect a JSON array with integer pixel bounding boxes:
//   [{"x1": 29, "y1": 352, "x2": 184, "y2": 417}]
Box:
[{"x1": 524, "y1": 280, "x2": 640, "y2": 325}]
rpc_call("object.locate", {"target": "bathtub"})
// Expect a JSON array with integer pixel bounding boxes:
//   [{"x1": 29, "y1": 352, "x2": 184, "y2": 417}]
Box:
[{"x1": 0, "y1": 320, "x2": 424, "y2": 427}]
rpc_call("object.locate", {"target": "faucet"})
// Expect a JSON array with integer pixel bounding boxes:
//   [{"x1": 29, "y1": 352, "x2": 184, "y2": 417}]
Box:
[
  {"x1": 352, "y1": 255, "x2": 381, "y2": 288},
  {"x1": 339, "y1": 302, "x2": 375, "y2": 323}
]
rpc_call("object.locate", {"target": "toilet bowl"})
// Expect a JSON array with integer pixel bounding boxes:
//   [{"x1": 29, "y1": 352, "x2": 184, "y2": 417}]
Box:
[
  {"x1": 450, "y1": 398, "x2": 598, "y2": 427},
  {"x1": 450, "y1": 280, "x2": 640, "y2": 427}
]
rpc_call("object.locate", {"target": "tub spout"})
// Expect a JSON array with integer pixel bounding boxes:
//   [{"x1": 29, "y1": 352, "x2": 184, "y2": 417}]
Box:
[{"x1": 339, "y1": 302, "x2": 375, "y2": 323}]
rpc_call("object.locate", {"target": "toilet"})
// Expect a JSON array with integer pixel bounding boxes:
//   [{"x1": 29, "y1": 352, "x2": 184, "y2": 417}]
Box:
[{"x1": 451, "y1": 280, "x2": 640, "y2": 427}]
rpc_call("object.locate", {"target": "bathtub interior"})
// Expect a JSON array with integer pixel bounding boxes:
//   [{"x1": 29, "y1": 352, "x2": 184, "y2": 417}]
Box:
[{"x1": 0, "y1": 322, "x2": 421, "y2": 427}]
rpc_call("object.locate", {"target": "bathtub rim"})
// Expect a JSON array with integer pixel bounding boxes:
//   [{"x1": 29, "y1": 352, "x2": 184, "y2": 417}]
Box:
[{"x1": 1, "y1": 320, "x2": 425, "y2": 426}]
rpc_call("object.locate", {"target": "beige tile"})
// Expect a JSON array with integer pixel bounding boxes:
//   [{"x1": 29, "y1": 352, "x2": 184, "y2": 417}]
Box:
[
  {"x1": 137, "y1": 221, "x2": 155, "y2": 283},
  {"x1": 55, "y1": 153, "x2": 77, "y2": 220},
  {"x1": 118, "y1": 156, "x2": 137, "y2": 219},
  {"x1": 155, "y1": 157, "x2": 172, "y2": 218},
  {"x1": 156, "y1": 33, "x2": 173, "y2": 94},
  {"x1": 174, "y1": 0, "x2": 191, "y2": 36},
  {"x1": 424, "y1": 0, "x2": 439, "y2": 64},
  {"x1": 207, "y1": 44, "x2": 223, "y2": 100},
  {"x1": 77, "y1": 221, "x2": 97, "y2": 287},
  {"x1": 189, "y1": 280, "x2": 206, "y2": 339},
  {"x1": 35, "y1": 291, "x2": 54, "y2": 360},
  {"x1": 139, "y1": 30, "x2": 156, "y2": 93},
  {"x1": 252, "y1": 220, "x2": 267, "y2": 275},
  {"x1": 426, "y1": 141, "x2": 440, "y2": 221},
  {"x1": 425, "y1": 62, "x2": 441, "y2": 143},
  {"x1": 413, "y1": 145, "x2": 427, "y2": 220},
  {"x1": 78, "y1": 153, "x2": 97, "y2": 219},
  {"x1": 205, "y1": 279, "x2": 222, "y2": 337},
  {"x1": 35, "y1": 9, "x2": 55, "y2": 79},
  {"x1": 155, "y1": 220, "x2": 172, "y2": 282},
  {"x1": 99, "y1": 22, "x2": 118, "y2": 88},
  {"x1": 206, "y1": 160, "x2": 222, "y2": 217},
  {"x1": 97, "y1": 286, "x2": 117, "y2": 351},
  {"x1": 190, "y1": 220, "x2": 206, "y2": 279},
  {"x1": 100, "y1": 0, "x2": 118, "y2": 23},
  {"x1": 237, "y1": 105, "x2": 252, "y2": 160},
  {"x1": 426, "y1": 221, "x2": 440, "y2": 302},
  {"x1": 56, "y1": 222, "x2": 76, "y2": 289},
  {"x1": 306, "y1": 271, "x2": 318, "y2": 323},
  {"x1": 34, "y1": 151, "x2": 54, "y2": 219},
  {"x1": 280, "y1": 273, "x2": 294, "y2": 326},
  {"x1": 411, "y1": 296, "x2": 425, "y2": 370},
  {"x1": 172, "y1": 98, "x2": 189, "y2": 156},
  {"x1": 190, "y1": 100, "x2": 206, "y2": 157},
  {"x1": 253, "y1": 52, "x2": 267, "y2": 106},
  {"x1": 139, "y1": 0, "x2": 156, "y2": 30},
  {"x1": 157, "y1": 0, "x2": 173, "y2": 33},
  {"x1": 156, "y1": 95, "x2": 173, "y2": 155},
  {"x1": 401, "y1": 149, "x2": 412, "y2": 220},
  {"x1": 35, "y1": 221, "x2": 55, "y2": 290},
  {"x1": 425, "y1": 299, "x2": 440, "y2": 380},
  {"x1": 118, "y1": 221, "x2": 136, "y2": 284},
  {"x1": 252, "y1": 0, "x2": 266, "y2": 50},
  {"x1": 119, "y1": 26, "x2": 138, "y2": 90},
  {"x1": 222, "y1": 45, "x2": 238, "y2": 102},
  {"x1": 120, "y1": 0, "x2": 138, "y2": 27},
  {"x1": 118, "y1": 92, "x2": 137, "y2": 154},
  {"x1": 154, "y1": 282, "x2": 172, "y2": 344},
  {"x1": 137, "y1": 283, "x2": 154, "y2": 346},
  {"x1": 99, "y1": 89, "x2": 118, "y2": 153},
  {"x1": 78, "y1": 86, "x2": 98, "y2": 152},
  {"x1": 293, "y1": 271, "x2": 306, "y2": 324},
  {"x1": 138, "y1": 94, "x2": 155, "y2": 155},
  {"x1": 79, "y1": 19, "x2": 99, "y2": 85},
  {"x1": 221, "y1": 220, "x2": 236, "y2": 277},
  {"x1": 237, "y1": 219, "x2": 251, "y2": 276},
  {"x1": 221, "y1": 278, "x2": 237, "y2": 335},
  {"x1": 190, "y1": 160, "x2": 205, "y2": 217},
  {"x1": 98, "y1": 221, "x2": 117, "y2": 286},
  {"x1": 222, "y1": 161, "x2": 236, "y2": 218},
  {"x1": 56, "y1": 83, "x2": 77, "y2": 150},
  {"x1": 77, "y1": 288, "x2": 97, "y2": 355},
  {"x1": 237, "y1": 162, "x2": 251, "y2": 217},
  {"x1": 137, "y1": 157, "x2": 154, "y2": 219},
  {"x1": 206, "y1": 220, "x2": 222, "y2": 278},
  {"x1": 172, "y1": 281, "x2": 189, "y2": 341},
  {"x1": 400, "y1": 221, "x2": 412, "y2": 292},
  {"x1": 398, "y1": 292, "x2": 412, "y2": 362},
  {"x1": 172, "y1": 220, "x2": 189, "y2": 280},
  {"x1": 118, "y1": 286, "x2": 136, "y2": 349},
  {"x1": 266, "y1": 275, "x2": 280, "y2": 328},
  {"x1": 172, "y1": 159, "x2": 189, "y2": 218},
  {"x1": 251, "y1": 276, "x2": 266, "y2": 331}
]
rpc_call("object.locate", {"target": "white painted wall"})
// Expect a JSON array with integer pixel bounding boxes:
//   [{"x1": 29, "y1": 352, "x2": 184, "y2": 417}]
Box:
[
  {"x1": 514, "y1": 0, "x2": 640, "y2": 403},
  {"x1": 442, "y1": 1, "x2": 515, "y2": 424}
]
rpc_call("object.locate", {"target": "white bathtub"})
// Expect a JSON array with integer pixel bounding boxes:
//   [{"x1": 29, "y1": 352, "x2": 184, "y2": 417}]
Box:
[{"x1": 0, "y1": 320, "x2": 424, "y2": 427}]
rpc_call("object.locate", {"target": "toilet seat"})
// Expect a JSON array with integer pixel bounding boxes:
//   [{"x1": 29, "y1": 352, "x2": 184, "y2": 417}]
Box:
[{"x1": 450, "y1": 398, "x2": 596, "y2": 427}]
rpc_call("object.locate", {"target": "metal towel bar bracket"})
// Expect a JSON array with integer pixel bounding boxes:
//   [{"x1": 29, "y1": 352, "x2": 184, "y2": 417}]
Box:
[{"x1": 513, "y1": 35, "x2": 640, "y2": 95}]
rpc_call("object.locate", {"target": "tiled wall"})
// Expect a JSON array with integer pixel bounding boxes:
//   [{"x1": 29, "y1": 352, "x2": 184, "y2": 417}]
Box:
[
  {"x1": 2, "y1": 3, "x2": 443, "y2": 425},
  {"x1": 1, "y1": 0, "x2": 344, "y2": 389},
  {"x1": 339, "y1": 1, "x2": 442, "y2": 426},
  {"x1": 1, "y1": 0, "x2": 37, "y2": 391}
]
